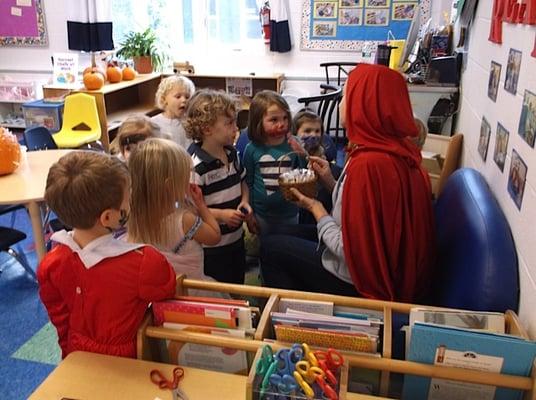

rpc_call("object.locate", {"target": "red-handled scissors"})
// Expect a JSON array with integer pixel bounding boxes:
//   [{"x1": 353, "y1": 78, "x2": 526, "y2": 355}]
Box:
[
  {"x1": 313, "y1": 348, "x2": 343, "y2": 371},
  {"x1": 316, "y1": 374, "x2": 339, "y2": 400},
  {"x1": 150, "y1": 367, "x2": 184, "y2": 389}
]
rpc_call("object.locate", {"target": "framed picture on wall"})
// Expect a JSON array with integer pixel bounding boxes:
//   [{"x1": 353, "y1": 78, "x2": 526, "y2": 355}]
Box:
[
  {"x1": 507, "y1": 149, "x2": 527, "y2": 210},
  {"x1": 493, "y1": 122, "x2": 509, "y2": 172},
  {"x1": 339, "y1": 8, "x2": 363, "y2": 25},
  {"x1": 0, "y1": 0, "x2": 48, "y2": 46},
  {"x1": 478, "y1": 117, "x2": 491, "y2": 161},
  {"x1": 366, "y1": 0, "x2": 391, "y2": 7},
  {"x1": 365, "y1": 8, "x2": 389, "y2": 25},
  {"x1": 487, "y1": 61, "x2": 501, "y2": 102},
  {"x1": 314, "y1": 2, "x2": 339, "y2": 18},
  {"x1": 339, "y1": 0, "x2": 362, "y2": 6},
  {"x1": 393, "y1": 3, "x2": 418, "y2": 20},
  {"x1": 504, "y1": 49, "x2": 522, "y2": 95},
  {"x1": 518, "y1": 90, "x2": 536, "y2": 148}
]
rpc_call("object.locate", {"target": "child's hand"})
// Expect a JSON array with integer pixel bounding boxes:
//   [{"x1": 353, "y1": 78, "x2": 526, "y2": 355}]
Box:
[
  {"x1": 246, "y1": 214, "x2": 259, "y2": 235},
  {"x1": 288, "y1": 135, "x2": 307, "y2": 156},
  {"x1": 189, "y1": 183, "x2": 206, "y2": 209},
  {"x1": 219, "y1": 209, "x2": 245, "y2": 228},
  {"x1": 237, "y1": 202, "x2": 253, "y2": 216}
]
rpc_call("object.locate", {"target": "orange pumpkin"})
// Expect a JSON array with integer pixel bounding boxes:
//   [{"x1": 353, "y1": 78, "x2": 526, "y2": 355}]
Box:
[
  {"x1": 83, "y1": 66, "x2": 106, "y2": 81},
  {"x1": 122, "y1": 66, "x2": 137, "y2": 81},
  {"x1": 0, "y1": 127, "x2": 21, "y2": 176},
  {"x1": 106, "y1": 65, "x2": 122, "y2": 83},
  {"x1": 83, "y1": 71, "x2": 105, "y2": 90}
]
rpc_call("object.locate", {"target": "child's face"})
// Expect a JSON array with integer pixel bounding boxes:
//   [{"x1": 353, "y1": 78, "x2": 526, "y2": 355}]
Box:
[
  {"x1": 164, "y1": 84, "x2": 190, "y2": 119},
  {"x1": 262, "y1": 104, "x2": 289, "y2": 141},
  {"x1": 206, "y1": 113, "x2": 237, "y2": 147},
  {"x1": 297, "y1": 120, "x2": 322, "y2": 138}
]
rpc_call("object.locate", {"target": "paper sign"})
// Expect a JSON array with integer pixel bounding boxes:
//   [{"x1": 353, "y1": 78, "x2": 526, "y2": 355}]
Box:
[
  {"x1": 52, "y1": 52, "x2": 79, "y2": 87},
  {"x1": 16, "y1": 0, "x2": 32, "y2": 7},
  {"x1": 11, "y1": 7, "x2": 22, "y2": 16},
  {"x1": 225, "y1": 77, "x2": 253, "y2": 97}
]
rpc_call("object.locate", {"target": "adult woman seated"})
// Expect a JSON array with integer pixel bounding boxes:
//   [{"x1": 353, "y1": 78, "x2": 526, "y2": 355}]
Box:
[{"x1": 260, "y1": 64, "x2": 435, "y2": 302}]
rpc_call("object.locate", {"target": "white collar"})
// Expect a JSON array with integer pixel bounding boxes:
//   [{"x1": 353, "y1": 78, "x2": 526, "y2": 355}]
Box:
[{"x1": 51, "y1": 230, "x2": 145, "y2": 269}]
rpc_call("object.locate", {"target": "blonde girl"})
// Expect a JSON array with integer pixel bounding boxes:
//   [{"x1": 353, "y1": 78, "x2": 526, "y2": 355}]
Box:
[
  {"x1": 243, "y1": 90, "x2": 305, "y2": 234},
  {"x1": 127, "y1": 138, "x2": 220, "y2": 281},
  {"x1": 152, "y1": 75, "x2": 196, "y2": 150}
]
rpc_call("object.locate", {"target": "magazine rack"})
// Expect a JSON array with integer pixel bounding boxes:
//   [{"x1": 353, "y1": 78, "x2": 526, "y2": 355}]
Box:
[{"x1": 137, "y1": 276, "x2": 536, "y2": 399}]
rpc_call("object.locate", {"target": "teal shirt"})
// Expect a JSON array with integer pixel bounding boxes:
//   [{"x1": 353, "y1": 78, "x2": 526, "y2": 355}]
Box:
[{"x1": 243, "y1": 141, "x2": 305, "y2": 219}]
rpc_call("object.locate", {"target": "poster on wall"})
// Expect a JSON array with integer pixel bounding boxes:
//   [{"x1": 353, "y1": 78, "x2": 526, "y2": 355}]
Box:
[
  {"x1": 518, "y1": 90, "x2": 536, "y2": 148},
  {"x1": 478, "y1": 117, "x2": 491, "y2": 162},
  {"x1": 487, "y1": 61, "x2": 501, "y2": 103},
  {"x1": 504, "y1": 48, "x2": 522, "y2": 95},
  {"x1": 493, "y1": 122, "x2": 509, "y2": 172},
  {"x1": 0, "y1": 0, "x2": 48, "y2": 46},
  {"x1": 507, "y1": 149, "x2": 527, "y2": 210},
  {"x1": 300, "y1": 0, "x2": 430, "y2": 51}
]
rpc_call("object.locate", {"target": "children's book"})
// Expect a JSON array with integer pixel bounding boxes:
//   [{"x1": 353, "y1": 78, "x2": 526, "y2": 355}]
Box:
[
  {"x1": 278, "y1": 298, "x2": 334, "y2": 315},
  {"x1": 163, "y1": 322, "x2": 248, "y2": 374},
  {"x1": 402, "y1": 322, "x2": 536, "y2": 400}
]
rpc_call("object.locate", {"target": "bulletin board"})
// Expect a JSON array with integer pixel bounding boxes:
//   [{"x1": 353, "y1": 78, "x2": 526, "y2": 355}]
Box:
[
  {"x1": 0, "y1": 0, "x2": 48, "y2": 46},
  {"x1": 300, "y1": 0, "x2": 430, "y2": 51}
]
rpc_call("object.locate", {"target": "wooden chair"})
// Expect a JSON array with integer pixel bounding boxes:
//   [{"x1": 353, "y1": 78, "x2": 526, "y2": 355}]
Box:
[
  {"x1": 320, "y1": 62, "x2": 358, "y2": 86},
  {"x1": 297, "y1": 84, "x2": 345, "y2": 144},
  {"x1": 421, "y1": 133, "x2": 463, "y2": 197}
]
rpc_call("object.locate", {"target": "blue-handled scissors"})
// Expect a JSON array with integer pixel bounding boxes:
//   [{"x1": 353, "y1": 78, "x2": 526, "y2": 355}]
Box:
[
  {"x1": 274, "y1": 343, "x2": 303, "y2": 376},
  {"x1": 269, "y1": 373, "x2": 298, "y2": 395}
]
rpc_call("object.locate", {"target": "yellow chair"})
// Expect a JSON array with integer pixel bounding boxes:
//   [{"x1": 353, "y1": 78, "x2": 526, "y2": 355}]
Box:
[{"x1": 53, "y1": 93, "x2": 101, "y2": 148}]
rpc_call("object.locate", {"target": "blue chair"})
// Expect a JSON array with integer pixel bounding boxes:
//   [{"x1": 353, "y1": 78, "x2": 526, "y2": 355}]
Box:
[
  {"x1": 23, "y1": 126, "x2": 58, "y2": 151},
  {"x1": 0, "y1": 226, "x2": 36, "y2": 279}
]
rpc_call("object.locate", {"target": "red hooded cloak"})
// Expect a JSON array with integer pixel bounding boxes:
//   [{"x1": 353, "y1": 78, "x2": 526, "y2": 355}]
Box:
[{"x1": 341, "y1": 64, "x2": 435, "y2": 302}]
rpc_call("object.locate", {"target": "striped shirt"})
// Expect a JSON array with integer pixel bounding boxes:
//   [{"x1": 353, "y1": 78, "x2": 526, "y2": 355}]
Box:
[{"x1": 191, "y1": 143, "x2": 245, "y2": 249}]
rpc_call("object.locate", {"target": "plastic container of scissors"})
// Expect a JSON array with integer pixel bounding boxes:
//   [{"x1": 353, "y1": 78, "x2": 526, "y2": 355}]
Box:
[{"x1": 246, "y1": 343, "x2": 349, "y2": 400}]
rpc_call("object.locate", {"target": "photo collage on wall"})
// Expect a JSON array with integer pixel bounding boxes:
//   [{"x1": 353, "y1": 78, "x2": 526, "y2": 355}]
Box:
[
  {"x1": 481, "y1": 47, "x2": 530, "y2": 210},
  {"x1": 311, "y1": 0, "x2": 418, "y2": 38}
]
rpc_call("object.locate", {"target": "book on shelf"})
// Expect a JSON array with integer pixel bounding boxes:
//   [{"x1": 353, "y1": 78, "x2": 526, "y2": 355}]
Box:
[
  {"x1": 163, "y1": 322, "x2": 248, "y2": 374},
  {"x1": 278, "y1": 298, "x2": 334, "y2": 315},
  {"x1": 402, "y1": 322, "x2": 536, "y2": 400},
  {"x1": 152, "y1": 299, "x2": 254, "y2": 330}
]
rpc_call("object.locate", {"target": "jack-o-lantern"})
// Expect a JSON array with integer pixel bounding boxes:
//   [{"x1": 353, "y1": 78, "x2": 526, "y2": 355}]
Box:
[{"x1": 0, "y1": 127, "x2": 21, "y2": 175}]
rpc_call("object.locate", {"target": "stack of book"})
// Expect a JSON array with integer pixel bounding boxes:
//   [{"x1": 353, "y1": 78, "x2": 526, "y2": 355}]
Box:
[
  {"x1": 403, "y1": 307, "x2": 536, "y2": 400},
  {"x1": 152, "y1": 296, "x2": 257, "y2": 374},
  {"x1": 271, "y1": 298, "x2": 383, "y2": 355}
]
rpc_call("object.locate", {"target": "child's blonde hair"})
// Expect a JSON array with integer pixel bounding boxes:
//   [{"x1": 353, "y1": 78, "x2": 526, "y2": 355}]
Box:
[
  {"x1": 183, "y1": 89, "x2": 238, "y2": 142},
  {"x1": 45, "y1": 151, "x2": 129, "y2": 229},
  {"x1": 248, "y1": 90, "x2": 291, "y2": 145},
  {"x1": 155, "y1": 75, "x2": 196, "y2": 110},
  {"x1": 127, "y1": 138, "x2": 192, "y2": 248},
  {"x1": 114, "y1": 114, "x2": 161, "y2": 155}
]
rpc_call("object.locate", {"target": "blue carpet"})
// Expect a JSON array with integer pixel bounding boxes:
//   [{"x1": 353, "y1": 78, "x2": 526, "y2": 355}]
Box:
[{"x1": 0, "y1": 209, "x2": 58, "y2": 399}]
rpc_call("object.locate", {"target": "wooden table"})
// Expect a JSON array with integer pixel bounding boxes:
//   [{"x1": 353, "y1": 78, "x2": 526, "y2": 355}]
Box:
[
  {"x1": 0, "y1": 149, "x2": 72, "y2": 262},
  {"x1": 29, "y1": 351, "x2": 392, "y2": 399}
]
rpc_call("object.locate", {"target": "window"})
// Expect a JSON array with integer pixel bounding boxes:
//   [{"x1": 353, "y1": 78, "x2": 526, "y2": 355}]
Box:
[{"x1": 112, "y1": 0, "x2": 262, "y2": 56}]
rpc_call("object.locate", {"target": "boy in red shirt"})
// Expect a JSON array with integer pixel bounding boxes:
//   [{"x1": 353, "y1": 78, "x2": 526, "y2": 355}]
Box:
[{"x1": 37, "y1": 151, "x2": 176, "y2": 359}]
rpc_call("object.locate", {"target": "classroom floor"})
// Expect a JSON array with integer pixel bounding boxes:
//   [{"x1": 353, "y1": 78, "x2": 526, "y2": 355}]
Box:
[{"x1": 0, "y1": 209, "x2": 60, "y2": 399}]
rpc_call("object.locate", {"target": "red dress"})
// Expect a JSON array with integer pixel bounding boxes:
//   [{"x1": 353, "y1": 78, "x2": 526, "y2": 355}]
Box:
[
  {"x1": 37, "y1": 237, "x2": 176, "y2": 359},
  {"x1": 341, "y1": 64, "x2": 435, "y2": 303}
]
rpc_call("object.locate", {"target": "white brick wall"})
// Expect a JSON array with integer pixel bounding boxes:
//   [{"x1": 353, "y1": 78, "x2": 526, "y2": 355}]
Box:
[{"x1": 457, "y1": 0, "x2": 536, "y2": 337}]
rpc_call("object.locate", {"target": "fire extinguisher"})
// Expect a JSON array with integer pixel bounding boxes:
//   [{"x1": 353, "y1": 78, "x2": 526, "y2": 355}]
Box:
[{"x1": 260, "y1": 1, "x2": 270, "y2": 45}]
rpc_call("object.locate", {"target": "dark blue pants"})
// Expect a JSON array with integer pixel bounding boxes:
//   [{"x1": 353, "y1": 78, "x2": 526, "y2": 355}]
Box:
[{"x1": 260, "y1": 228, "x2": 359, "y2": 296}]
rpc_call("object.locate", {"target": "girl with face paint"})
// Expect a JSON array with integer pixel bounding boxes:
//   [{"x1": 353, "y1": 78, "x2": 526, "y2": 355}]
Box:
[{"x1": 243, "y1": 91, "x2": 307, "y2": 235}]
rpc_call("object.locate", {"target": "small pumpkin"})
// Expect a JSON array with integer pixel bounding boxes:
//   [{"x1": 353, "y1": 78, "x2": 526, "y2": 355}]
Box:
[
  {"x1": 122, "y1": 66, "x2": 137, "y2": 81},
  {"x1": 83, "y1": 66, "x2": 106, "y2": 81},
  {"x1": 106, "y1": 64, "x2": 122, "y2": 83},
  {"x1": 83, "y1": 71, "x2": 105, "y2": 90},
  {"x1": 0, "y1": 127, "x2": 21, "y2": 176}
]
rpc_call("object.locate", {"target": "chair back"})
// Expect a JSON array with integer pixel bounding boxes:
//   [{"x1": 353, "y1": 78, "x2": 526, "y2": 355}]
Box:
[
  {"x1": 297, "y1": 84, "x2": 344, "y2": 144},
  {"x1": 62, "y1": 93, "x2": 100, "y2": 132},
  {"x1": 320, "y1": 62, "x2": 358, "y2": 86},
  {"x1": 23, "y1": 126, "x2": 58, "y2": 151}
]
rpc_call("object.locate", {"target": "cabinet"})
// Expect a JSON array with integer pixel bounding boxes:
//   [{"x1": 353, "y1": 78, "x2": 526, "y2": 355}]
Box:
[
  {"x1": 0, "y1": 101, "x2": 26, "y2": 130},
  {"x1": 179, "y1": 72, "x2": 284, "y2": 96},
  {"x1": 43, "y1": 73, "x2": 162, "y2": 151}
]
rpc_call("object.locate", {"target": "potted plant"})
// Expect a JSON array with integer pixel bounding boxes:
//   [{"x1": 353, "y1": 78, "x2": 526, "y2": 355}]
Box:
[{"x1": 116, "y1": 28, "x2": 165, "y2": 73}]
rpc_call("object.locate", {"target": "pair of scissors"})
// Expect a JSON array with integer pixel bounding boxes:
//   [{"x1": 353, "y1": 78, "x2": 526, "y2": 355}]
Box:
[
  {"x1": 315, "y1": 374, "x2": 339, "y2": 400},
  {"x1": 295, "y1": 360, "x2": 325, "y2": 384},
  {"x1": 150, "y1": 367, "x2": 188, "y2": 400},
  {"x1": 302, "y1": 343, "x2": 319, "y2": 367},
  {"x1": 313, "y1": 349, "x2": 343, "y2": 386},
  {"x1": 274, "y1": 343, "x2": 303, "y2": 375},
  {"x1": 269, "y1": 373, "x2": 299, "y2": 395},
  {"x1": 256, "y1": 345, "x2": 274, "y2": 378}
]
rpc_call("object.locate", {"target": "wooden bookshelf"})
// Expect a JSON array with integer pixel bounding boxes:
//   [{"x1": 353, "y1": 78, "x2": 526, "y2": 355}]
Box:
[
  {"x1": 170, "y1": 72, "x2": 285, "y2": 95},
  {"x1": 43, "y1": 73, "x2": 162, "y2": 151}
]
